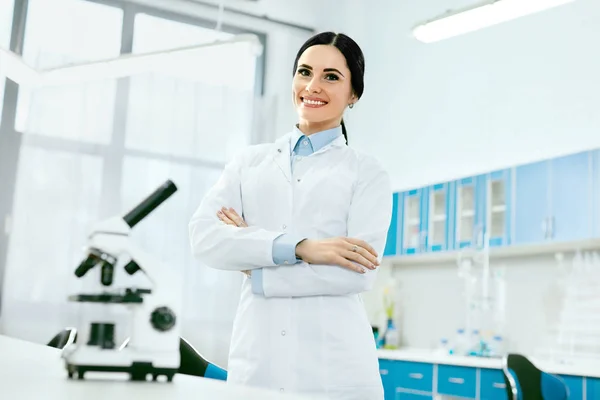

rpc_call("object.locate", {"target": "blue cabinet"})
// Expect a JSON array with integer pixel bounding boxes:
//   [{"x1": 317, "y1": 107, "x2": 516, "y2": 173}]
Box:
[
  {"x1": 383, "y1": 148, "x2": 600, "y2": 261},
  {"x1": 514, "y1": 160, "x2": 551, "y2": 244},
  {"x1": 480, "y1": 368, "x2": 508, "y2": 400},
  {"x1": 559, "y1": 375, "x2": 584, "y2": 399},
  {"x1": 400, "y1": 189, "x2": 428, "y2": 255},
  {"x1": 378, "y1": 358, "x2": 594, "y2": 400},
  {"x1": 453, "y1": 177, "x2": 483, "y2": 249},
  {"x1": 550, "y1": 152, "x2": 593, "y2": 242},
  {"x1": 378, "y1": 360, "x2": 434, "y2": 399},
  {"x1": 426, "y1": 183, "x2": 451, "y2": 252},
  {"x1": 481, "y1": 169, "x2": 513, "y2": 247},
  {"x1": 587, "y1": 377, "x2": 600, "y2": 400},
  {"x1": 514, "y1": 151, "x2": 593, "y2": 245},
  {"x1": 437, "y1": 364, "x2": 477, "y2": 398},
  {"x1": 591, "y1": 150, "x2": 600, "y2": 238},
  {"x1": 384, "y1": 192, "x2": 400, "y2": 256}
]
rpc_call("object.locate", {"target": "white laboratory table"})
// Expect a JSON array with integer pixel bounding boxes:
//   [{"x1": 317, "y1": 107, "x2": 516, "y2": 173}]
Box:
[
  {"x1": 0, "y1": 334, "x2": 314, "y2": 399},
  {"x1": 377, "y1": 348, "x2": 600, "y2": 379}
]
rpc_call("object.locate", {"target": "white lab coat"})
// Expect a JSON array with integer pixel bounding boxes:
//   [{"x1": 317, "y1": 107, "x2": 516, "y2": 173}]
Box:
[{"x1": 189, "y1": 131, "x2": 392, "y2": 400}]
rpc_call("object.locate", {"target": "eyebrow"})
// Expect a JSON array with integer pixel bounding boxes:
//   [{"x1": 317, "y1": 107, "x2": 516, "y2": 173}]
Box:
[{"x1": 299, "y1": 64, "x2": 345, "y2": 78}]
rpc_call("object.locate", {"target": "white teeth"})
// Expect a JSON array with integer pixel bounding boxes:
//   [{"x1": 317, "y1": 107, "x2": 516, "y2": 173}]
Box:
[{"x1": 303, "y1": 99, "x2": 326, "y2": 105}]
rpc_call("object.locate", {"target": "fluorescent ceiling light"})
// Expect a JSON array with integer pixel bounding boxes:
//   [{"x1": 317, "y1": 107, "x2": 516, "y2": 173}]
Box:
[
  {"x1": 413, "y1": 0, "x2": 576, "y2": 43},
  {"x1": 0, "y1": 33, "x2": 262, "y2": 87}
]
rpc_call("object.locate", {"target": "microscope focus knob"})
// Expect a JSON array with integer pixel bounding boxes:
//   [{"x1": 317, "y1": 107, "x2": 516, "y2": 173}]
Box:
[{"x1": 150, "y1": 306, "x2": 177, "y2": 332}]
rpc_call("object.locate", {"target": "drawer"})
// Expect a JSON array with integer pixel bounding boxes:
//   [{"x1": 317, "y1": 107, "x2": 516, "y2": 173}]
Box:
[
  {"x1": 559, "y1": 375, "x2": 583, "y2": 399},
  {"x1": 437, "y1": 364, "x2": 477, "y2": 399},
  {"x1": 395, "y1": 390, "x2": 433, "y2": 399},
  {"x1": 480, "y1": 368, "x2": 508, "y2": 400},
  {"x1": 397, "y1": 361, "x2": 434, "y2": 393}
]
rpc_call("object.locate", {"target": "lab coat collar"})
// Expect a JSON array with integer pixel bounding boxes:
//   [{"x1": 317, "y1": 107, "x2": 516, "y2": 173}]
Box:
[
  {"x1": 290, "y1": 125, "x2": 343, "y2": 155},
  {"x1": 272, "y1": 129, "x2": 346, "y2": 183}
]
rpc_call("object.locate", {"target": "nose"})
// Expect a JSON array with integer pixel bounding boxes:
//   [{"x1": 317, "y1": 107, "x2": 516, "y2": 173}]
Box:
[{"x1": 305, "y1": 77, "x2": 322, "y2": 94}]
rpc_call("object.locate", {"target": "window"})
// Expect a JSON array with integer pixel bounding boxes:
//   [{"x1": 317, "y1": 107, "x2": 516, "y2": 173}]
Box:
[
  {"x1": 0, "y1": 0, "x2": 14, "y2": 119},
  {"x1": 1, "y1": 1, "x2": 262, "y2": 353},
  {"x1": 14, "y1": 0, "x2": 123, "y2": 144},
  {"x1": 125, "y1": 13, "x2": 257, "y2": 163}
]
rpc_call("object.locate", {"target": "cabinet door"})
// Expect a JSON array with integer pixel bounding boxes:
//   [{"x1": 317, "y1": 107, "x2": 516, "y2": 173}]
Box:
[
  {"x1": 550, "y1": 151, "x2": 593, "y2": 242},
  {"x1": 587, "y1": 377, "x2": 600, "y2": 400},
  {"x1": 482, "y1": 169, "x2": 512, "y2": 247},
  {"x1": 384, "y1": 192, "x2": 400, "y2": 257},
  {"x1": 379, "y1": 359, "x2": 398, "y2": 400},
  {"x1": 514, "y1": 160, "x2": 551, "y2": 244},
  {"x1": 427, "y1": 183, "x2": 450, "y2": 252},
  {"x1": 558, "y1": 375, "x2": 583, "y2": 399},
  {"x1": 480, "y1": 368, "x2": 508, "y2": 400},
  {"x1": 593, "y1": 151, "x2": 600, "y2": 237},
  {"x1": 454, "y1": 177, "x2": 480, "y2": 249},
  {"x1": 401, "y1": 188, "x2": 428, "y2": 254}
]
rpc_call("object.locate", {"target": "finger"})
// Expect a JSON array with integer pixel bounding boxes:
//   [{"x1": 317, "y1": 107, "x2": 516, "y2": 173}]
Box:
[
  {"x1": 334, "y1": 256, "x2": 366, "y2": 274},
  {"x1": 217, "y1": 210, "x2": 236, "y2": 226},
  {"x1": 222, "y1": 207, "x2": 247, "y2": 227},
  {"x1": 342, "y1": 250, "x2": 376, "y2": 270},
  {"x1": 345, "y1": 237, "x2": 378, "y2": 258}
]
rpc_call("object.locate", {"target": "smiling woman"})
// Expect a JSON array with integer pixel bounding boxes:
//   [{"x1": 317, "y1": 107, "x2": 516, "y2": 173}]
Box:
[
  {"x1": 189, "y1": 31, "x2": 390, "y2": 400},
  {"x1": 291, "y1": 32, "x2": 365, "y2": 143}
]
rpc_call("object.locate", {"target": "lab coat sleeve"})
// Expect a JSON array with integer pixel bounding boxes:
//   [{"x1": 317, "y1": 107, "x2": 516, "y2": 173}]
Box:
[
  {"x1": 188, "y1": 151, "x2": 285, "y2": 271},
  {"x1": 259, "y1": 155, "x2": 393, "y2": 297}
]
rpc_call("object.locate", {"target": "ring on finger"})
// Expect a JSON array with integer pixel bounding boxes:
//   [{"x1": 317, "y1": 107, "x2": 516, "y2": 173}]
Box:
[{"x1": 351, "y1": 245, "x2": 359, "y2": 252}]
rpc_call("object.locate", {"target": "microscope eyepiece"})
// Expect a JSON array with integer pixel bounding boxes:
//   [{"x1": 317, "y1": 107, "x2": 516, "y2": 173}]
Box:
[
  {"x1": 123, "y1": 180, "x2": 177, "y2": 228},
  {"x1": 74, "y1": 254, "x2": 100, "y2": 278}
]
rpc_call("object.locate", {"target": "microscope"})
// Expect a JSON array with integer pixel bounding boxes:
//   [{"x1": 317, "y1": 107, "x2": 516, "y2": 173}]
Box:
[{"x1": 62, "y1": 180, "x2": 183, "y2": 382}]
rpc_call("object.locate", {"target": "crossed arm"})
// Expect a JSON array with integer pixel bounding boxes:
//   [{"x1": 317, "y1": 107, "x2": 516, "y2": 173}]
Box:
[{"x1": 188, "y1": 153, "x2": 393, "y2": 297}]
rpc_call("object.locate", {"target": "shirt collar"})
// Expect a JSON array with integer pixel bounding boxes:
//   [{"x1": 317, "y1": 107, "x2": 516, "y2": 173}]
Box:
[{"x1": 290, "y1": 125, "x2": 343, "y2": 154}]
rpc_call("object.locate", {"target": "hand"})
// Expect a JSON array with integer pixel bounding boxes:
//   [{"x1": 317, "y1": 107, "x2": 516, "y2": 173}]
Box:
[
  {"x1": 217, "y1": 207, "x2": 248, "y2": 228},
  {"x1": 217, "y1": 206, "x2": 250, "y2": 276},
  {"x1": 295, "y1": 237, "x2": 380, "y2": 274}
]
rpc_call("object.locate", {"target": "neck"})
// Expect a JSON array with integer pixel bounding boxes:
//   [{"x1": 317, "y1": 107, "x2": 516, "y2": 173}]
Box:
[{"x1": 297, "y1": 119, "x2": 341, "y2": 136}]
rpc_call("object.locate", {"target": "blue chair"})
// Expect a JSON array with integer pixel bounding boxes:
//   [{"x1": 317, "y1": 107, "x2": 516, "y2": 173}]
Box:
[
  {"x1": 47, "y1": 328, "x2": 227, "y2": 381},
  {"x1": 502, "y1": 353, "x2": 568, "y2": 400}
]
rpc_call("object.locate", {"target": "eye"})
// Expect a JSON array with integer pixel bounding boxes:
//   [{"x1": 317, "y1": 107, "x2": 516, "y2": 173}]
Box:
[
  {"x1": 325, "y1": 73, "x2": 339, "y2": 81},
  {"x1": 297, "y1": 68, "x2": 311, "y2": 76}
]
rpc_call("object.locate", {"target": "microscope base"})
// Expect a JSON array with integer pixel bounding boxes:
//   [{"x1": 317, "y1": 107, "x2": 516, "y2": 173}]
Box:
[{"x1": 65, "y1": 362, "x2": 178, "y2": 382}]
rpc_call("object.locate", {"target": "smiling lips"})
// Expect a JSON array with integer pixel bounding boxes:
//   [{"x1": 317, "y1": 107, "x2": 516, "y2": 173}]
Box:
[{"x1": 301, "y1": 96, "x2": 328, "y2": 108}]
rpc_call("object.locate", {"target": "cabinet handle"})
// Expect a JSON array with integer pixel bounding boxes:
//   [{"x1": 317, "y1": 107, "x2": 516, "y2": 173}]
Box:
[
  {"x1": 448, "y1": 377, "x2": 465, "y2": 384},
  {"x1": 380, "y1": 369, "x2": 388, "y2": 375},
  {"x1": 548, "y1": 216, "x2": 555, "y2": 239},
  {"x1": 409, "y1": 373, "x2": 423, "y2": 379},
  {"x1": 493, "y1": 382, "x2": 506, "y2": 389}
]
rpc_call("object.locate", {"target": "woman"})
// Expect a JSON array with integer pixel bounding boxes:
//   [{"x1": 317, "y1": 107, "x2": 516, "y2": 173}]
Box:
[{"x1": 189, "y1": 31, "x2": 392, "y2": 400}]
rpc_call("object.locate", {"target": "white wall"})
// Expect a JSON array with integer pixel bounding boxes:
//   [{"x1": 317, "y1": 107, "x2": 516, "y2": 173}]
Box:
[
  {"x1": 362, "y1": 255, "x2": 567, "y2": 355},
  {"x1": 346, "y1": 0, "x2": 600, "y2": 192}
]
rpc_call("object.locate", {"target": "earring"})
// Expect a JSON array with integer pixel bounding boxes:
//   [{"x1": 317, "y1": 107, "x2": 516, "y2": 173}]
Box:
[{"x1": 349, "y1": 103, "x2": 354, "y2": 109}]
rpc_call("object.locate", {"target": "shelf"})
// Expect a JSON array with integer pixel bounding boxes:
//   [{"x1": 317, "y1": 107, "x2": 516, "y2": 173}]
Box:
[{"x1": 385, "y1": 238, "x2": 600, "y2": 266}]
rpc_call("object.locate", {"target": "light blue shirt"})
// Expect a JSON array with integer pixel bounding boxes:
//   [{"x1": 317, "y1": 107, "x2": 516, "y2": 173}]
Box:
[{"x1": 251, "y1": 125, "x2": 343, "y2": 295}]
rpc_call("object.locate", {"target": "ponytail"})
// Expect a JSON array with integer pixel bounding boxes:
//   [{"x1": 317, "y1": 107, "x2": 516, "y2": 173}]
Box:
[{"x1": 341, "y1": 119, "x2": 348, "y2": 145}]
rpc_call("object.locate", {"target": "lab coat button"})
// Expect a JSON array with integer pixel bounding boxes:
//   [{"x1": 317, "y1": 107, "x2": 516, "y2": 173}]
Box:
[
  {"x1": 280, "y1": 388, "x2": 285, "y2": 392},
  {"x1": 297, "y1": 178, "x2": 301, "y2": 182},
  {"x1": 281, "y1": 330, "x2": 286, "y2": 336},
  {"x1": 282, "y1": 224, "x2": 287, "y2": 230}
]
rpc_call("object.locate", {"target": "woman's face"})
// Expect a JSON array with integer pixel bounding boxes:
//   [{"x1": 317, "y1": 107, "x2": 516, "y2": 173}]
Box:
[{"x1": 292, "y1": 45, "x2": 355, "y2": 132}]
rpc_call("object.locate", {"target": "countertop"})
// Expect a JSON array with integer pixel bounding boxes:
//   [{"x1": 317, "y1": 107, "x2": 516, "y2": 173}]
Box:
[
  {"x1": 0, "y1": 334, "x2": 316, "y2": 399},
  {"x1": 377, "y1": 348, "x2": 600, "y2": 379}
]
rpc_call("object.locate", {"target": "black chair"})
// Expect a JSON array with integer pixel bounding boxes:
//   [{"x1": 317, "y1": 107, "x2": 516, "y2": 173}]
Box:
[
  {"x1": 502, "y1": 353, "x2": 568, "y2": 400},
  {"x1": 47, "y1": 328, "x2": 227, "y2": 381}
]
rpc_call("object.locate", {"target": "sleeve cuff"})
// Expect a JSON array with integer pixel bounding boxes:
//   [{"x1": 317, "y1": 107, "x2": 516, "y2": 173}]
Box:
[
  {"x1": 251, "y1": 268, "x2": 264, "y2": 295},
  {"x1": 272, "y1": 233, "x2": 305, "y2": 265}
]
